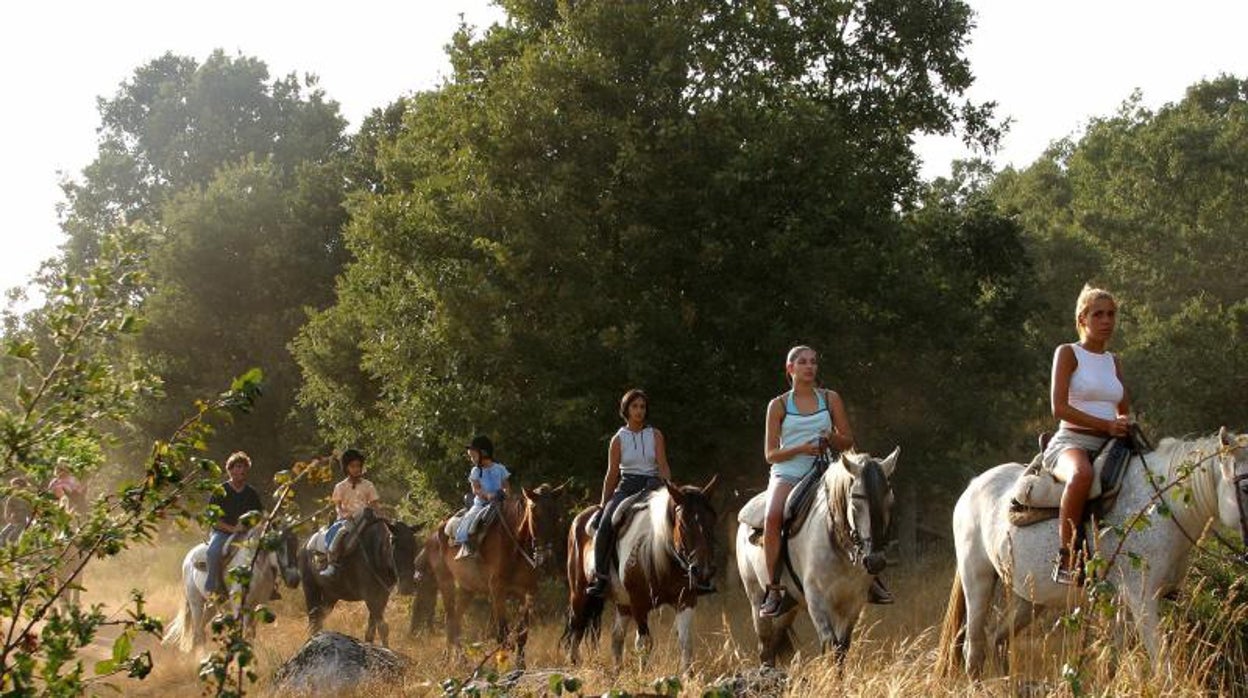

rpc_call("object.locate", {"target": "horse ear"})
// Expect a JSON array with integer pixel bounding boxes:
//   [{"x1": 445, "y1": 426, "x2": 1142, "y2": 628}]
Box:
[
  {"x1": 552, "y1": 478, "x2": 572, "y2": 495},
  {"x1": 840, "y1": 453, "x2": 864, "y2": 477},
  {"x1": 880, "y1": 446, "x2": 901, "y2": 478},
  {"x1": 664, "y1": 481, "x2": 685, "y2": 503},
  {"x1": 1220, "y1": 426, "x2": 1232, "y2": 447},
  {"x1": 701, "y1": 473, "x2": 719, "y2": 496}
]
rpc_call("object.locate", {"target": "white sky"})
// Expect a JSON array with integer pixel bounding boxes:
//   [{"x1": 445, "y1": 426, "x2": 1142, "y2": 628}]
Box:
[{"x1": 3, "y1": 1, "x2": 1246, "y2": 299}]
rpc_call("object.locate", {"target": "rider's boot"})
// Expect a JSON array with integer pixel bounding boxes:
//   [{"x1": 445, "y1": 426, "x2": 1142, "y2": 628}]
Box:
[{"x1": 868, "y1": 576, "x2": 894, "y2": 604}]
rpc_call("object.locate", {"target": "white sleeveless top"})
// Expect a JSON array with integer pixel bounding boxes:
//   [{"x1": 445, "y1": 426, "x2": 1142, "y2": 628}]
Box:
[
  {"x1": 1061, "y1": 343, "x2": 1124, "y2": 429},
  {"x1": 617, "y1": 426, "x2": 660, "y2": 477}
]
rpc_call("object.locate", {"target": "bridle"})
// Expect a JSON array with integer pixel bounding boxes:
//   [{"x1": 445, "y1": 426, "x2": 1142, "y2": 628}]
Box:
[{"x1": 666, "y1": 495, "x2": 714, "y2": 589}]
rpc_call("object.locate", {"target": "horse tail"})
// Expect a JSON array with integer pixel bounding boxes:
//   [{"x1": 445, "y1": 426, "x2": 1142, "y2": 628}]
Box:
[
  {"x1": 560, "y1": 509, "x2": 603, "y2": 652},
  {"x1": 936, "y1": 567, "x2": 967, "y2": 677},
  {"x1": 162, "y1": 594, "x2": 193, "y2": 652}
]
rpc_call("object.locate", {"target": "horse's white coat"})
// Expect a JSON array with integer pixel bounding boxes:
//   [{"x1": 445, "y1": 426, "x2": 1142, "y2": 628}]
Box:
[
  {"x1": 946, "y1": 430, "x2": 1248, "y2": 676},
  {"x1": 735, "y1": 448, "x2": 899, "y2": 664},
  {"x1": 163, "y1": 529, "x2": 281, "y2": 651}
]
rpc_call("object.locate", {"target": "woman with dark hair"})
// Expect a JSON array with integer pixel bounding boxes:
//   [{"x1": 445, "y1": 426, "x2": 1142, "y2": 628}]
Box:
[{"x1": 586, "y1": 389, "x2": 673, "y2": 597}]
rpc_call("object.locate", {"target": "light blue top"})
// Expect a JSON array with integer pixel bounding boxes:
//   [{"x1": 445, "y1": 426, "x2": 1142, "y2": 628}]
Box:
[
  {"x1": 470, "y1": 462, "x2": 510, "y2": 506},
  {"x1": 772, "y1": 390, "x2": 832, "y2": 481}
]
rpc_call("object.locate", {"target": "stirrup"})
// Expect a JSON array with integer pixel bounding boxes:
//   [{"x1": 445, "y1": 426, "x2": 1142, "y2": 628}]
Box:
[
  {"x1": 1051, "y1": 548, "x2": 1084, "y2": 586},
  {"x1": 319, "y1": 563, "x2": 337, "y2": 577}
]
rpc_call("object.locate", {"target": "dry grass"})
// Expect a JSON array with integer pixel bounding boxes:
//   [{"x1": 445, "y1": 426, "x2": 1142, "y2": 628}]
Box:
[{"x1": 70, "y1": 534, "x2": 1240, "y2": 697}]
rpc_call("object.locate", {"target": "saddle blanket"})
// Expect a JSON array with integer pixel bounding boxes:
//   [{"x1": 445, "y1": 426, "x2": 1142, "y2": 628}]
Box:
[
  {"x1": 444, "y1": 504, "x2": 498, "y2": 541},
  {"x1": 1011, "y1": 443, "x2": 1127, "y2": 510}
]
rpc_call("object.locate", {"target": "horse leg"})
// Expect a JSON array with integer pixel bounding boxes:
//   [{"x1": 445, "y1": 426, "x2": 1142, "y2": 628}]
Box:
[
  {"x1": 674, "y1": 605, "x2": 695, "y2": 674},
  {"x1": 611, "y1": 607, "x2": 631, "y2": 668},
  {"x1": 488, "y1": 579, "x2": 509, "y2": 646},
  {"x1": 515, "y1": 590, "x2": 532, "y2": 670},
  {"x1": 634, "y1": 613, "x2": 653, "y2": 670},
  {"x1": 806, "y1": 592, "x2": 841, "y2": 658},
  {"x1": 960, "y1": 559, "x2": 998, "y2": 679},
  {"x1": 989, "y1": 594, "x2": 1037, "y2": 673},
  {"x1": 369, "y1": 595, "x2": 390, "y2": 647}
]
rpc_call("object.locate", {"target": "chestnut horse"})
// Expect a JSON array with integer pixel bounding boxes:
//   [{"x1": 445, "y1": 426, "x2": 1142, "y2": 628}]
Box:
[
  {"x1": 422, "y1": 488, "x2": 554, "y2": 667},
  {"x1": 563, "y1": 478, "x2": 719, "y2": 672}
]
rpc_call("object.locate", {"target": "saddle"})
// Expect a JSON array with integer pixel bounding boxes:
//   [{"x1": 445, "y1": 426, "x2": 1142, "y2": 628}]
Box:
[
  {"x1": 193, "y1": 531, "x2": 246, "y2": 572},
  {"x1": 738, "y1": 464, "x2": 824, "y2": 543},
  {"x1": 1008, "y1": 434, "x2": 1137, "y2": 527},
  {"x1": 586, "y1": 488, "x2": 652, "y2": 537},
  {"x1": 307, "y1": 509, "x2": 380, "y2": 569},
  {"x1": 444, "y1": 503, "x2": 499, "y2": 546}
]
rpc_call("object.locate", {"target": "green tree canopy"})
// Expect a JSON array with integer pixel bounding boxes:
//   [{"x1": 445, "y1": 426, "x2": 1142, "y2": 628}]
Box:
[
  {"x1": 296, "y1": 0, "x2": 1034, "y2": 501},
  {"x1": 991, "y1": 75, "x2": 1248, "y2": 434}
]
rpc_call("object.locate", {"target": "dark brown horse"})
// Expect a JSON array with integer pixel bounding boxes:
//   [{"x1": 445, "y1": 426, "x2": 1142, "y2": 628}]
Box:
[
  {"x1": 297, "y1": 514, "x2": 417, "y2": 647},
  {"x1": 422, "y1": 487, "x2": 555, "y2": 666},
  {"x1": 563, "y1": 478, "x2": 718, "y2": 672}
]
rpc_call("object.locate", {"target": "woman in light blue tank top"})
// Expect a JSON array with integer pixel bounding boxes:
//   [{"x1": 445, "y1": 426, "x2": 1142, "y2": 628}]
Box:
[{"x1": 757, "y1": 345, "x2": 856, "y2": 617}]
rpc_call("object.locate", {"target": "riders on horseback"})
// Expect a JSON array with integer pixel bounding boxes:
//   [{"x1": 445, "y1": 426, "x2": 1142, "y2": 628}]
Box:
[
  {"x1": 586, "y1": 388, "x2": 674, "y2": 597},
  {"x1": 758, "y1": 345, "x2": 891, "y2": 617},
  {"x1": 454, "y1": 435, "x2": 510, "y2": 559},
  {"x1": 205, "y1": 451, "x2": 264, "y2": 598},
  {"x1": 1042, "y1": 285, "x2": 1131, "y2": 585},
  {"x1": 321, "y1": 448, "x2": 380, "y2": 579}
]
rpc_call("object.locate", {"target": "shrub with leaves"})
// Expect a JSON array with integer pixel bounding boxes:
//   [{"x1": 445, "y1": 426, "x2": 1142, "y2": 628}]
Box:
[{"x1": 0, "y1": 225, "x2": 264, "y2": 695}]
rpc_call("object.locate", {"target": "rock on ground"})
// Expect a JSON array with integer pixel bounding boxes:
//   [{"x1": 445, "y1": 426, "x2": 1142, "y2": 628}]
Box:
[{"x1": 272, "y1": 631, "x2": 407, "y2": 695}]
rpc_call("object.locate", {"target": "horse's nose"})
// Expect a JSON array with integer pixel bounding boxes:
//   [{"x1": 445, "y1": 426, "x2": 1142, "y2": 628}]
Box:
[{"x1": 864, "y1": 552, "x2": 887, "y2": 575}]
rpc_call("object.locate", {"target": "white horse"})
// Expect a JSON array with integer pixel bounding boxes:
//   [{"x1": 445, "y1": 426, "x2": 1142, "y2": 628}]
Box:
[
  {"x1": 735, "y1": 448, "x2": 899, "y2": 666},
  {"x1": 938, "y1": 428, "x2": 1248, "y2": 678},
  {"x1": 163, "y1": 526, "x2": 300, "y2": 651}
]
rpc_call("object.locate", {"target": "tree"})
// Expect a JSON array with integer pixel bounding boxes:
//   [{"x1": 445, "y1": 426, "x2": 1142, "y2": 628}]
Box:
[
  {"x1": 0, "y1": 225, "x2": 266, "y2": 695},
  {"x1": 57, "y1": 51, "x2": 352, "y2": 478},
  {"x1": 296, "y1": 0, "x2": 1025, "y2": 500},
  {"x1": 991, "y1": 75, "x2": 1248, "y2": 434}
]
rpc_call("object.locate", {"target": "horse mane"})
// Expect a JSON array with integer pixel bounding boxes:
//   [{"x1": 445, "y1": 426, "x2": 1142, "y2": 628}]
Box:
[
  {"x1": 644, "y1": 488, "x2": 675, "y2": 580},
  {"x1": 1151, "y1": 432, "x2": 1225, "y2": 522},
  {"x1": 501, "y1": 495, "x2": 537, "y2": 548},
  {"x1": 822, "y1": 456, "x2": 856, "y2": 554}
]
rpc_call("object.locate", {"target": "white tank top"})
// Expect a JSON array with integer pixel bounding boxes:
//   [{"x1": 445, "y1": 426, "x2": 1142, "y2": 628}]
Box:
[
  {"x1": 1061, "y1": 344, "x2": 1124, "y2": 429},
  {"x1": 617, "y1": 426, "x2": 660, "y2": 477}
]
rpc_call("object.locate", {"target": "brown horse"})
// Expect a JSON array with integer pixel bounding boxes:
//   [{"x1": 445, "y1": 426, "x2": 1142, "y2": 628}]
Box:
[
  {"x1": 422, "y1": 487, "x2": 554, "y2": 667},
  {"x1": 563, "y1": 478, "x2": 718, "y2": 672}
]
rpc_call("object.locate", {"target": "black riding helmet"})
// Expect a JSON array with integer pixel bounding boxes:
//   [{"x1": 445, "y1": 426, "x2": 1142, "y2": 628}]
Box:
[{"x1": 466, "y1": 435, "x2": 494, "y2": 459}]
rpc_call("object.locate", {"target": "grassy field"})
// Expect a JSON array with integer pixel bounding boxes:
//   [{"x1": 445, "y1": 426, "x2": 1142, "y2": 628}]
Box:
[{"x1": 74, "y1": 531, "x2": 1235, "y2": 697}]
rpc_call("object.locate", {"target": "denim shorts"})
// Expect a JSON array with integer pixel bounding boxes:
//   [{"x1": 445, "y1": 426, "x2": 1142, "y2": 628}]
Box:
[{"x1": 1041, "y1": 428, "x2": 1110, "y2": 472}]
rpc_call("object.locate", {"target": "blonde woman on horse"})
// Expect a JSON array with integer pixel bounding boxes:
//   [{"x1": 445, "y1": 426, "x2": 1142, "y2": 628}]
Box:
[
  {"x1": 321, "y1": 448, "x2": 380, "y2": 578},
  {"x1": 1042, "y1": 285, "x2": 1131, "y2": 584},
  {"x1": 586, "y1": 388, "x2": 674, "y2": 597},
  {"x1": 759, "y1": 345, "x2": 890, "y2": 616}
]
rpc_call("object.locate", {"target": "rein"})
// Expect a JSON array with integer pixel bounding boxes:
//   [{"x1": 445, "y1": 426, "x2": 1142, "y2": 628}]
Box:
[
  {"x1": 497, "y1": 501, "x2": 539, "y2": 569},
  {"x1": 1133, "y1": 426, "x2": 1248, "y2": 565}
]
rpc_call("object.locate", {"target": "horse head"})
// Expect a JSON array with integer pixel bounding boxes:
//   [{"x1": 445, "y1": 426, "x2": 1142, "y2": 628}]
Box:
[
  {"x1": 1216, "y1": 427, "x2": 1248, "y2": 561},
  {"x1": 837, "y1": 447, "x2": 899, "y2": 575},
  {"x1": 521, "y1": 485, "x2": 566, "y2": 568},
  {"x1": 387, "y1": 520, "x2": 418, "y2": 595},
  {"x1": 664, "y1": 475, "x2": 720, "y2": 591}
]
